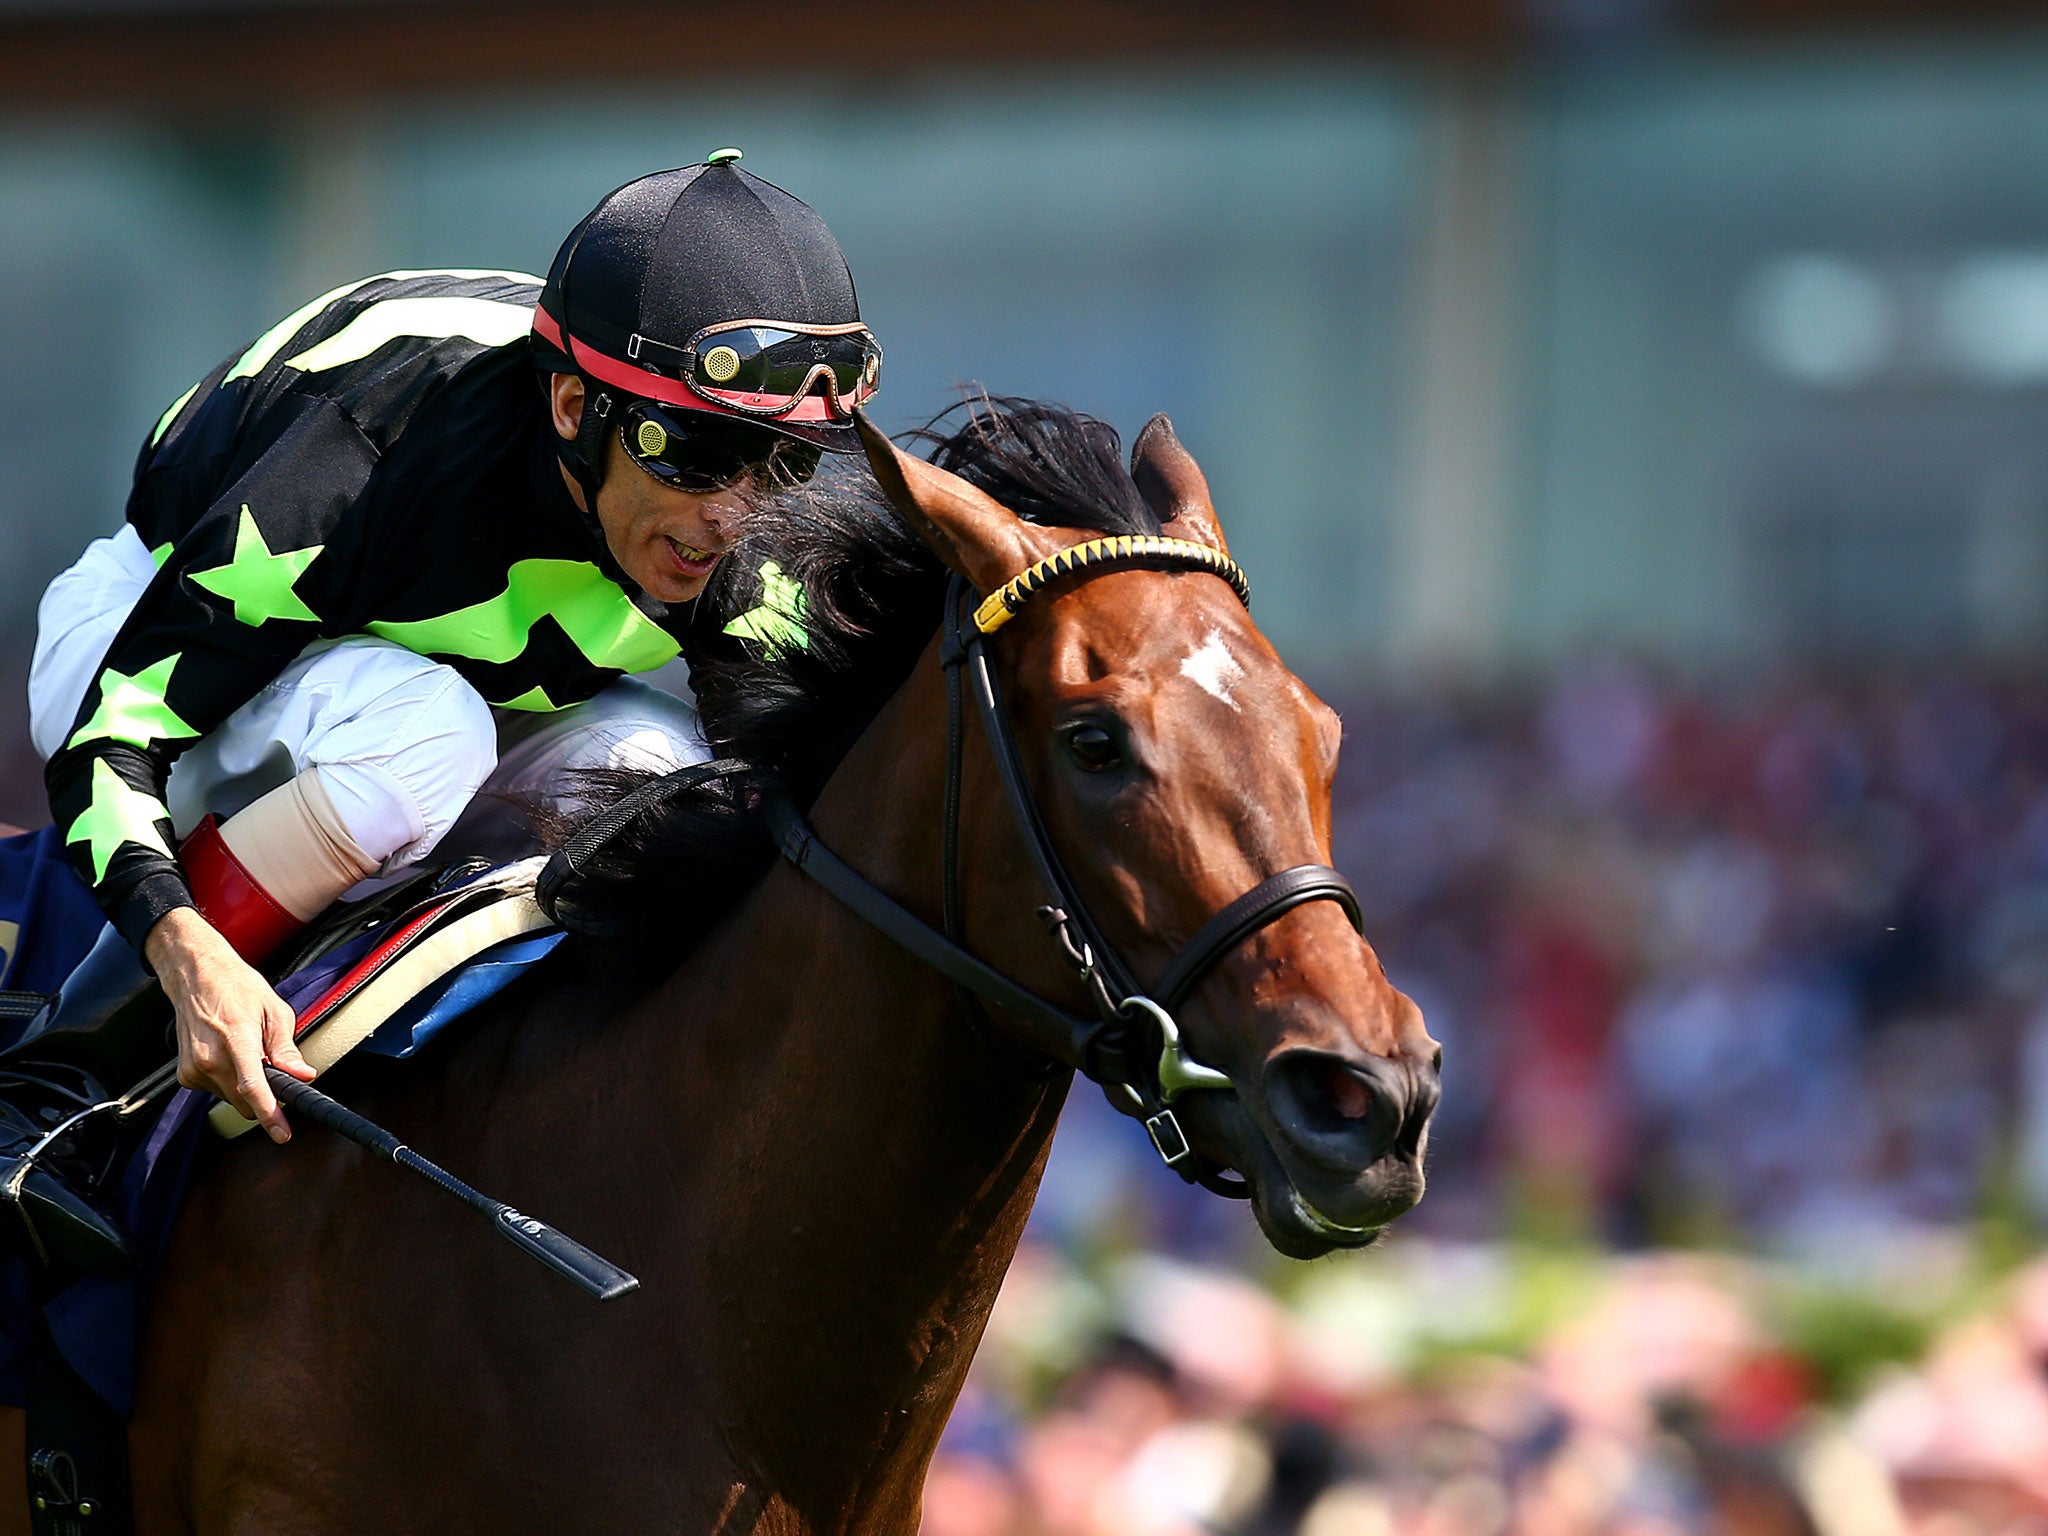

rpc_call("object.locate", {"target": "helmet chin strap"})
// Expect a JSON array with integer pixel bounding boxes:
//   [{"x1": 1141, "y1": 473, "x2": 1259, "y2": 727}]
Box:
[
  {"x1": 548, "y1": 373, "x2": 620, "y2": 560},
  {"x1": 566, "y1": 379, "x2": 613, "y2": 503}
]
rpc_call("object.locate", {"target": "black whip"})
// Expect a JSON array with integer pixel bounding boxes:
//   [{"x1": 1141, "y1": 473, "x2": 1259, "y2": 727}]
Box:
[{"x1": 263, "y1": 1066, "x2": 638, "y2": 1302}]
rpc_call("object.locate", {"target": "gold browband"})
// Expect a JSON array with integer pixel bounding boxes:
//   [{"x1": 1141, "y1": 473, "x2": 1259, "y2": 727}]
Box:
[{"x1": 972, "y1": 535, "x2": 1252, "y2": 635}]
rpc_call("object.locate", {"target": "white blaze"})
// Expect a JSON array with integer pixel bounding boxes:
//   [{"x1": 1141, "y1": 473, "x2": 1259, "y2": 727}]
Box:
[{"x1": 1179, "y1": 629, "x2": 1246, "y2": 707}]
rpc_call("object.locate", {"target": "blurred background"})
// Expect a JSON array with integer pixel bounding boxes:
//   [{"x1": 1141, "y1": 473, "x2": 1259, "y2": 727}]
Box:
[{"x1": 10, "y1": 0, "x2": 2048, "y2": 1530}]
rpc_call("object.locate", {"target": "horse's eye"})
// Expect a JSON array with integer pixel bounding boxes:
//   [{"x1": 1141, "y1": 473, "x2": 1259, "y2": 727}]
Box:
[{"x1": 1065, "y1": 722, "x2": 1122, "y2": 773}]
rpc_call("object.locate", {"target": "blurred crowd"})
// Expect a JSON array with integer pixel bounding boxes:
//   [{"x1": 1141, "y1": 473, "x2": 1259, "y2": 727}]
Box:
[
  {"x1": 924, "y1": 660, "x2": 2048, "y2": 1535},
  {"x1": 924, "y1": 1241, "x2": 2048, "y2": 1536},
  {"x1": 1333, "y1": 659, "x2": 2048, "y2": 1259}
]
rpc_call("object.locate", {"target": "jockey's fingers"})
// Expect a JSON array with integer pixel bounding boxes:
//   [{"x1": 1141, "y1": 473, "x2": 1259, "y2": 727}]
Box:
[
  {"x1": 262, "y1": 999, "x2": 314, "y2": 1082},
  {"x1": 233, "y1": 1054, "x2": 290, "y2": 1145},
  {"x1": 179, "y1": 1023, "x2": 221, "y2": 1084}
]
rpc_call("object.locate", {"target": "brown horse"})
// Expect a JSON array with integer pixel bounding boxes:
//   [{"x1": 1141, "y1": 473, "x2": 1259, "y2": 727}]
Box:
[{"x1": 2, "y1": 400, "x2": 1437, "y2": 1534}]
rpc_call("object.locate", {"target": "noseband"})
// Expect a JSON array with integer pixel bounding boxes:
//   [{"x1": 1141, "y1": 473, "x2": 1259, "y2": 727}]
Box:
[{"x1": 761, "y1": 534, "x2": 1364, "y2": 1195}]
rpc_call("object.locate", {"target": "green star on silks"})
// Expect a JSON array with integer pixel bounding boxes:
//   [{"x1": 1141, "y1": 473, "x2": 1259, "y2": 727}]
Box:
[
  {"x1": 723, "y1": 560, "x2": 811, "y2": 660},
  {"x1": 190, "y1": 505, "x2": 323, "y2": 626},
  {"x1": 65, "y1": 653, "x2": 199, "y2": 752},
  {"x1": 66, "y1": 759, "x2": 174, "y2": 885}
]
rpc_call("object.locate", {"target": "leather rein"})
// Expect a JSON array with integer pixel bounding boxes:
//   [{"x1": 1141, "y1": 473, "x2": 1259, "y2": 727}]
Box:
[{"x1": 759, "y1": 534, "x2": 1364, "y2": 1195}]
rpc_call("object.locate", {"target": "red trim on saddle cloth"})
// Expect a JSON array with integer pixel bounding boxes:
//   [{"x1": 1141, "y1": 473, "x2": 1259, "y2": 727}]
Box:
[
  {"x1": 288, "y1": 896, "x2": 462, "y2": 1040},
  {"x1": 179, "y1": 815, "x2": 302, "y2": 965}
]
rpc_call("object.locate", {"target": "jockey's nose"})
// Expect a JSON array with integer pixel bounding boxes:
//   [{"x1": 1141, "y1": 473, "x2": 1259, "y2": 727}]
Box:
[{"x1": 697, "y1": 490, "x2": 745, "y2": 543}]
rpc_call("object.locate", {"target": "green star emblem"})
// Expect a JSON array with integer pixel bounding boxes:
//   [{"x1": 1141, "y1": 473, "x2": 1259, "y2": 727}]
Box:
[
  {"x1": 190, "y1": 505, "x2": 323, "y2": 626},
  {"x1": 66, "y1": 654, "x2": 199, "y2": 752},
  {"x1": 66, "y1": 760, "x2": 174, "y2": 885},
  {"x1": 723, "y1": 561, "x2": 811, "y2": 660},
  {"x1": 498, "y1": 684, "x2": 560, "y2": 712}
]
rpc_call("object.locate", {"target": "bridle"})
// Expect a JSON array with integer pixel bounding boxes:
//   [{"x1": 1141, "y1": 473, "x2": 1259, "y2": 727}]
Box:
[
  {"x1": 538, "y1": 534, "x2": 1365, "y2": 1194},
  {"x1": 757, "y1": 533, "x2": 1364, "y2": 1195}
]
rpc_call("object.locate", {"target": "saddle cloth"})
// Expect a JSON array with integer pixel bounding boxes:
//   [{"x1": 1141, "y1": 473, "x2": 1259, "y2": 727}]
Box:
[{"x1": 207, "y1": 856, "x2": 562, "y2": 1137}]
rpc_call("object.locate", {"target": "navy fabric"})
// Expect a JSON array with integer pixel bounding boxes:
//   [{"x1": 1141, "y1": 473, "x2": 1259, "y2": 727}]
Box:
[
  {"x1": 274, "y1": 923, "x2": 385, "y2": 1018},
  {"x1": 0, "y1": 825, "x2": 126, "y2": 1409},
  {"x1": 39, "y1": 1088, "x2": 210, "y2": 1414},
  {"x1": 0, "y1": 854, "x2": 562, "y2": 1412},
  {"x1": 0, "y1": 825, "x2": 113, "y2": 997}
]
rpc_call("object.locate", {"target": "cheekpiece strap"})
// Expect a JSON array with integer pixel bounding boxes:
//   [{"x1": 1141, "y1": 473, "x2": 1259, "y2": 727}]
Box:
[{"x1": 972, "y1": 536, "x2": 1251, "y2": 635}]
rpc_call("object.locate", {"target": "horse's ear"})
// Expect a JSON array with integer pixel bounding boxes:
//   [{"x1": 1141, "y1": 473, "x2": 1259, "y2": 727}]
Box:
[
  {"x1": 1131, "y1": 414, "x2": 1229, "y2": 556},
  {"x1": 855, "y1": 410, "x2": 1054, "y2": 593}
]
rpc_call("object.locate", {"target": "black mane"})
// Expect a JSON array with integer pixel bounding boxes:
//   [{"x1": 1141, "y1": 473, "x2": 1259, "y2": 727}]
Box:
[{"x1": 550, "y1": 395, "x2": 1163, "y2": 953}]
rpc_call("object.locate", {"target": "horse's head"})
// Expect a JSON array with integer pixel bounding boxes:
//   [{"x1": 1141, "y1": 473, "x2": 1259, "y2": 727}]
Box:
[{"x1": 859, "y1": 409, "x2": 1440, "y2": 1258}]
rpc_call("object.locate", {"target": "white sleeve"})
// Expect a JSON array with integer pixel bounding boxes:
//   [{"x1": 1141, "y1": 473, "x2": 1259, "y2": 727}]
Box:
[{"x1": 27, "y1": 525, "x2": 158, "y2": 761}]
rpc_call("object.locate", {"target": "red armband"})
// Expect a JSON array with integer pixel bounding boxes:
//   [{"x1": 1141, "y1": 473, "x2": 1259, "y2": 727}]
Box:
[{"x1": 178, "y1": 815, "x2": 303, "y2": 965}]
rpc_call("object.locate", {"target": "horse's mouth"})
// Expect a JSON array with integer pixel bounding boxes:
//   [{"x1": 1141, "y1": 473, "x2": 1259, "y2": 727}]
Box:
[
  {"x1": 1268, "y1": 1183, "x2": 1383, "y2": 1259},
  {"x1": 1178, "y1": 1092, "x2": 1423, "y2": 1261}
]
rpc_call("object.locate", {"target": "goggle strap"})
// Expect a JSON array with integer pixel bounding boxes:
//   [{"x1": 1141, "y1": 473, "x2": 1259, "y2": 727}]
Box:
[
  {"x1": 627, "y1": 332, "x2": 693, "y2": 372},
  {"x1": 536, "y1": 307, "x2": 873, "y2": 424},
  {"x1": 973, "y1": 536, "x2": 1251, "y2": 635}
]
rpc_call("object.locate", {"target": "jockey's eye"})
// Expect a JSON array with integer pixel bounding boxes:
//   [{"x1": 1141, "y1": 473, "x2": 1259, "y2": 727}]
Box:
[{"x1": 1062, "y1": 721, "x2": 1122, "y2": 774}]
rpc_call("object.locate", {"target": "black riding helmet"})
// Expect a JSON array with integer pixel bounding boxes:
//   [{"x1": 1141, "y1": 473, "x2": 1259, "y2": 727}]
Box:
[{"x1": 531, "y1": 150, "x2": 880, "y2": 513}]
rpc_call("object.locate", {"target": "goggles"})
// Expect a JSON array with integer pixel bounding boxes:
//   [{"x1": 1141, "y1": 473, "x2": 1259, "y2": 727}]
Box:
[
  {"x1": 627, "y1": 319, "x2": 882, "y2": 423},
  {"x1": 620, "y1": 400, "x2": 822, "y2": 492}
]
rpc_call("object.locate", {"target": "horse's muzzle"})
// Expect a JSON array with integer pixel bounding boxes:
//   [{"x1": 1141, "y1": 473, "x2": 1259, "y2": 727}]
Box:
[{"x1": 1183, "y1": 1043, "x2": 1438, "y2": 1258}]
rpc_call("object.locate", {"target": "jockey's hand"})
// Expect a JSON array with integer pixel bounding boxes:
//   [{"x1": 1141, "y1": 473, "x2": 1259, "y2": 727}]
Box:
[{"x1": 144, "y1": 906, "x2": 315, "y2": 1143}]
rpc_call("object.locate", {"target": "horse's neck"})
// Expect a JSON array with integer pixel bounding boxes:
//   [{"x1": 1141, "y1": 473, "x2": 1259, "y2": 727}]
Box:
[{"x1": 634, "y1": 655, "x2": 1071, "y2": 1530}]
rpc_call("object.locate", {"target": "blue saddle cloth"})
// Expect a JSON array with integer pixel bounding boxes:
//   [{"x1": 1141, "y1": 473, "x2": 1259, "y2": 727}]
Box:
[
  {"x1": 0, "y1": 826, "x2": 563, "y2": 1413},
  {"x1": 0, "y1": 825, "x2": 110, "y2": 996}
]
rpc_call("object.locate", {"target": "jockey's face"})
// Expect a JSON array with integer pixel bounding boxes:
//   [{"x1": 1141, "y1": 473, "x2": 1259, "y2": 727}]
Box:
[
  {"x1": 591, "y1": 428, "x2": 749, "y2": 605},
  {"x1": 550, "y1": 374, "x2": 748, "y2": 605}
]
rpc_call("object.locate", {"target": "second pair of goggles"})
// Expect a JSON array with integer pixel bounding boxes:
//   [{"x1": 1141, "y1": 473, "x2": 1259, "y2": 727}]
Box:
[{"x1": 626, "y1": 319, "x2": 882, "y2": 423}]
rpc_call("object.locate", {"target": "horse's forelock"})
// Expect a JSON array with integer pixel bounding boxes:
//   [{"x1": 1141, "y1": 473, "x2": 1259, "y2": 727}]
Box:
[{"x1": 917, "y1": 395, "x2": 1163, "y2": 540}]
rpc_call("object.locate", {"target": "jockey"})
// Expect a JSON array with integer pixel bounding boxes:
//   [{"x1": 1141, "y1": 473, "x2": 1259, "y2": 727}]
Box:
[{"x1": 0, "y1": 151, "x2": 880, "y2": 1274}]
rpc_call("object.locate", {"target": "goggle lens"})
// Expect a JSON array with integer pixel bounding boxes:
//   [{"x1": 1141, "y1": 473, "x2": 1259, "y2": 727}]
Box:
[
  {"x1": 621, "y1": 402, "x2": 821, "y2": 491},
  {"x1": 687, "y1": 324, "x2": 882, "y2": 418}
]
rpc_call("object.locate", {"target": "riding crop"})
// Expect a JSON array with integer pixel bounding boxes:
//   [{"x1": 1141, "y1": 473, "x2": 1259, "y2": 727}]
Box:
[{"x1": 262, "y1": 1065, "x2": 639, "y2": 1302}]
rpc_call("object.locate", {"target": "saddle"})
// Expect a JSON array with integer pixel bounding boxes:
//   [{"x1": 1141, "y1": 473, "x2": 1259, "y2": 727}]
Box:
[{"x1": 206, "y1": 856, "x2": 559, "y2": 1138}]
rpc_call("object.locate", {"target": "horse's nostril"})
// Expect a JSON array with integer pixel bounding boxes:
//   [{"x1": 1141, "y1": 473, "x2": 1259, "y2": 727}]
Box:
[
  {"x1": 1266, "y1": 1052, "x2": 1403, "y2": 1165},
  {"x1": 1317, "y1": 1059, "x2": 1372, "y2": 1121}
]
